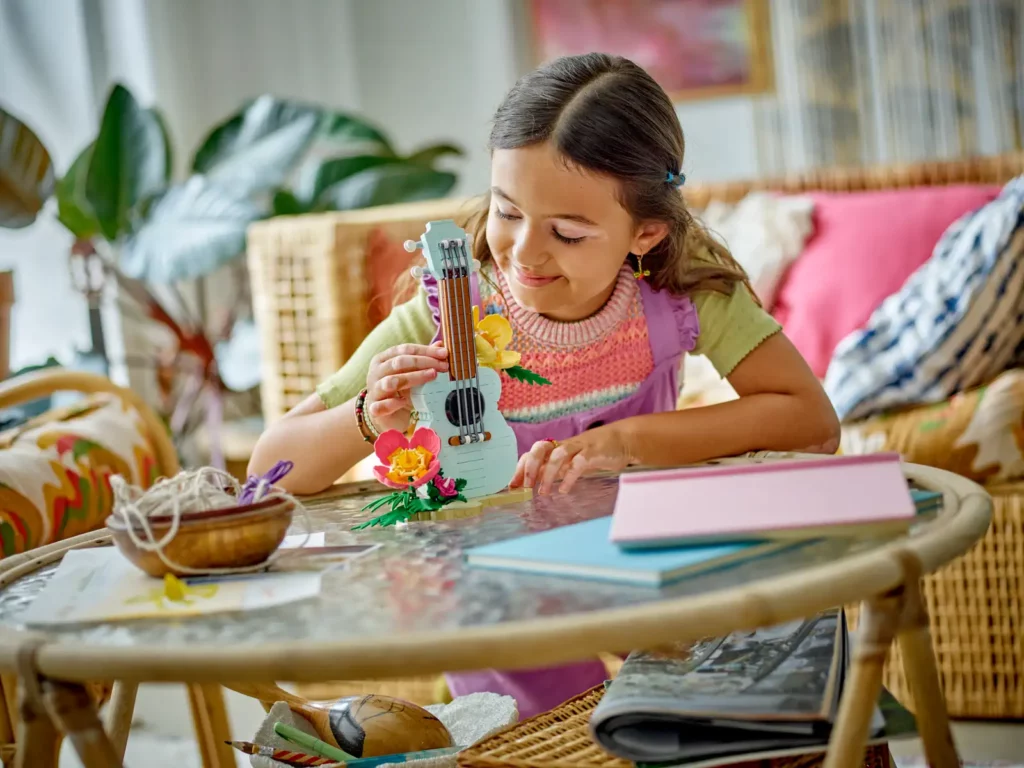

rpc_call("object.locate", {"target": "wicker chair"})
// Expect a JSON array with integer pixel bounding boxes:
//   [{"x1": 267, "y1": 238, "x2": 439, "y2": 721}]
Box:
[
  {"x1": 0, "y1": 370, "x2": 236, "y2": 766},
  {"x1": 247, "y1": 153, "x2": 1024, "y2": 719}
]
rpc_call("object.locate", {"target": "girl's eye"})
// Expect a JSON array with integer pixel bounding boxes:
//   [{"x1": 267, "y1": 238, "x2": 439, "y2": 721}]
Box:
[
  {"x1": 495, "y1": 209, "x2": 520, "y2": 221},
  {"x1": 553, "y1": 230, "x2": 585, "y2": 245}
]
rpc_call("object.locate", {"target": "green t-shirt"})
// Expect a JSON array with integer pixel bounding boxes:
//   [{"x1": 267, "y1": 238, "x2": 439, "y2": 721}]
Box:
[{"x1": 316, "y1": 280, "x2": 780, "y2": 409}]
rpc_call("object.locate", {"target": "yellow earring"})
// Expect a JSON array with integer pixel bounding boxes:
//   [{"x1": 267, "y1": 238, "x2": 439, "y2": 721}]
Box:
[{"x1": 632, "y1": 252, "x2": 650, "y2": 280}]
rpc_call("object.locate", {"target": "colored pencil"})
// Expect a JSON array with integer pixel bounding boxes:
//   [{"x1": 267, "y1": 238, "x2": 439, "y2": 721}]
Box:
[
  {"x1": 274, "y1": 722, "x2": 356, "y2": 762},
  {"x1": 345, "y1": 746, "x2": 463, "y2": 767},
  {"x1": 225, "y1": 740, "x2": 334, "y2": 766}
]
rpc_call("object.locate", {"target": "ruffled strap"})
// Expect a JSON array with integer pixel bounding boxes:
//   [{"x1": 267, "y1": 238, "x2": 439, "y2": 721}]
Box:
[
  {"x1": 638, "y1": 280, "x2": 700, "y2": 365},
  {"x1": 420, "y1": 269, "x2": 483, "y2": 344}
]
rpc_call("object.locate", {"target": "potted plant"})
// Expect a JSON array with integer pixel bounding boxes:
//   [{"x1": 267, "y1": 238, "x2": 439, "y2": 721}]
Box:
[{"x1": 0, "y1": 86, "x2": 462, "y2": 465}]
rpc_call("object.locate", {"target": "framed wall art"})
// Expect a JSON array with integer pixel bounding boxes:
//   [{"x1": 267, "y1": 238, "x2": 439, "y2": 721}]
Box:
[{"x1": 529, "y1": 0, "x2": 773, "y2": 102}]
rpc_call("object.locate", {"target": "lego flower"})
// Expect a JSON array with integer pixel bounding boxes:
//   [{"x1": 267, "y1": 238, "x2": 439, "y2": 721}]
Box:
[
  {"x1": 474, "y1": 306, "x2": 521, "y2": 371},
  {"x1": 432, "y1": 474, "x2": 458, "y2": 498},
  {"x1": 373, "y1": 428, "x2": 441, "y2": 489}
]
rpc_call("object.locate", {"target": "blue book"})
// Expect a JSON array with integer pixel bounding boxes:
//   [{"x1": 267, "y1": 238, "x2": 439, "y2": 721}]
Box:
[{"x1": 464, "y1": 516, "x2": 786, "y2": 587}]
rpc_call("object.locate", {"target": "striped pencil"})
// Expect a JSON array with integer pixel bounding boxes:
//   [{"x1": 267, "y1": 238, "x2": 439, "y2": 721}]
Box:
[{"x1": 225, "y1": 740, "x2": 334, "y2": 766}]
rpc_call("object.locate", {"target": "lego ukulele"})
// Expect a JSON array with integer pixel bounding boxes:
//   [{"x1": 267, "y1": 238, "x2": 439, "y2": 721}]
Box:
[{"x1": 404, "y1": 220, "x2": 519, "y2": 497}]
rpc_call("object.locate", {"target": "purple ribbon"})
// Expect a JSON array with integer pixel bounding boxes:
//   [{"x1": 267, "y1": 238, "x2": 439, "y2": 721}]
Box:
[{"x1": 239, "y1": 460, "x2": 294, "y2": 504}]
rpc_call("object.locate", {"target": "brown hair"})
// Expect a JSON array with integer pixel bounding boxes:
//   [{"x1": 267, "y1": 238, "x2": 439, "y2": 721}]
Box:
[{"x1": 468, "y1": 52, "x2": 750, "y2": 299}]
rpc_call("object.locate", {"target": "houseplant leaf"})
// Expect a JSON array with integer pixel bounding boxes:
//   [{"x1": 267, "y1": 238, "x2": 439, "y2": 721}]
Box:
[
  {"x1": 55, "y1": 144, "x2": 100, "y2": 238},
  {"x1": 316, "y1": 164, "x2": 457, "y2": 211},
  {"x1": 318, "y1": 112, "x2": 394, "y2": 154},
  {"x1": 271, "y1": 190, "x2": 305, "y2": 217},
  {"x1": 304, "y1": 154, "x2": 399, "y2": 206},
  {"x1": 85, "y1": 84, "x2": 169, "y2": 241},
  {"x1": 149, "y1": 107, "x2": 174, "y2": 183},
  {"x1": 215, "y1": 318, "x2": 262, "y2": 392},
  {"x1": 191, "y1": 96, "x2": 319, "y2": 196},
  {"x1": 406, "y1": 143, "x2": 463, "y2": 167},
  {"x1": 0, "y1": 105, "x2": 56, "y2": 228},
  {"x1": 120, "y1": 175, "x2": 260, "y2": 283}
]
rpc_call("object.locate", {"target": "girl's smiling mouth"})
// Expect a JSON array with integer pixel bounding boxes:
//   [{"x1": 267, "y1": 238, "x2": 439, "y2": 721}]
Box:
[{"x1": 513, "y1": 264, "x2": 561, "y2": 288}]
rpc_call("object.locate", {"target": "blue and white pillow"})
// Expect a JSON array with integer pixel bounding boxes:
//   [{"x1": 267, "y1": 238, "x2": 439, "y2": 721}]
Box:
[{"x1": 825, "y1": 176, "x2": 1024, "y2": 422}]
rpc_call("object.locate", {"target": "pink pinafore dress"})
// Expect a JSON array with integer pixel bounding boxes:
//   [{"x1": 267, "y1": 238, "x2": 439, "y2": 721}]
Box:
[{"x1": 422, "y1": 270, "x2": 699, "y2": 718}]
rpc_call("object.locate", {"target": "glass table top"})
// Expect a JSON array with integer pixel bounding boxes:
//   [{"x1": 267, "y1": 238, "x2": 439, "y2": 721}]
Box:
[{"x1": 0, "y1": 469, "x2": 907, "y2": 650}]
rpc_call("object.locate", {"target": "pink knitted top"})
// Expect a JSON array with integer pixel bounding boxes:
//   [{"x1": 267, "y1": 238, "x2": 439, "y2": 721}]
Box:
[{"x1": 479, "y1": 264, "x2": 655, "y2": 423}]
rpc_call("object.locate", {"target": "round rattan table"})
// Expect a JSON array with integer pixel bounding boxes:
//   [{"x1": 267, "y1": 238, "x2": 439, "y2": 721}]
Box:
[{"x1": 0, "y1": 456, "x2": 991, "y2": 768}]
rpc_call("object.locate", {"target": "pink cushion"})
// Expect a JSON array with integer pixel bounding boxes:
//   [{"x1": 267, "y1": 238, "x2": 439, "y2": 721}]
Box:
[{"x1": 772, "y1": 185, "x2": 1002, "y2": 377}]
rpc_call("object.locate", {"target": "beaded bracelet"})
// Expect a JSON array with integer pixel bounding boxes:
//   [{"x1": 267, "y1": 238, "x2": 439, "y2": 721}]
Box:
[{"x1": 354, "y1": 388, "x2": 379, "y2": 443}]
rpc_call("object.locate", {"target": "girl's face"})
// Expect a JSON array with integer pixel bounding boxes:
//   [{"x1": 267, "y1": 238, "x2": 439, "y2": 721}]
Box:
[{"x1": 487, "y1": 143, "x2": 667, "y2": 322}]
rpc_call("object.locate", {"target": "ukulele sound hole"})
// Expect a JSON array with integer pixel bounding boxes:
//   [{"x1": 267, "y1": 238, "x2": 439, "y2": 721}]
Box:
[{"x1": 445, "y1": 388, "x2": 486, "y2": 428}]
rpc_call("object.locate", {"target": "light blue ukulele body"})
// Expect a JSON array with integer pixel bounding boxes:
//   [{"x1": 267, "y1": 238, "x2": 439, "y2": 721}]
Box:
[
  {"x1": 405, "y1": 220, "x2": 518, "y2": 498},
  {"x1": 411, "y1": 368, "x2": 518, "y2": 498}
]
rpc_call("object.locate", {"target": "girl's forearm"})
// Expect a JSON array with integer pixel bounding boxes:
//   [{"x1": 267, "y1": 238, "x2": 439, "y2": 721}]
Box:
[
  {"x1": 619, "y1": 393, "x2": 841, "y2": 468},
  {"x1": 247, "y1": 398, "x2": 372, "y2": 495}
]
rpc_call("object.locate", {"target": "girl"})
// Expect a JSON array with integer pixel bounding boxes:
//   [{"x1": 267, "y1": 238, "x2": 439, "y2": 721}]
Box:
[{"x1": 249, "y1": 53, "x2": 840, "y2": 716}]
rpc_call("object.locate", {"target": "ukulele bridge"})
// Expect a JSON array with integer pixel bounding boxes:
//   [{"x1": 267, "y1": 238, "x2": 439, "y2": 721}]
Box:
[{"x1": 448, "y1": 432, "x2": 493, "y2": 446}]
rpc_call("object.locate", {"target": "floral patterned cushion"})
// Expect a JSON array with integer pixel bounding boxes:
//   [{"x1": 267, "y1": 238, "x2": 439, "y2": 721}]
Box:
[
  {"x1": 0, "y1": 393, "x2": 162, "y2": 557},
  {"x1": 840, "y1": 367, "x2": 1024, "y2": 484}
]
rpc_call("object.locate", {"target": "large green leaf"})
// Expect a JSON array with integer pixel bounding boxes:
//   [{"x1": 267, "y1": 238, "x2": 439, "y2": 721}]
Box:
[
  {"x1": 120, "y1": 176, "x2": 261, "y2": 283},
  {"x1": 85, "y1": 84, "x2": 169, "y2": 241},
  {"x1": 190, "y1": 96, "x2": 319, "y2": 196},
  {"x1": 304, "y1": 155, "x2": 399, "y2": 207},
  {"x1": 318, "y1": 112, "x2": 394, "y2": 154},
  {"x1": 55, "y1": 143, "x2": 100, "y2": 238},
  {"x1": 406, "y1": 143, "x2": 464, "y2": 167},
  {"x1": 271, "y1": 189, "x2": 305, "y2": 217},
  {"x1": 149, "y1": 107, "x2": 174, "y2": 183},
  {"x1": 0, "y1": 106, "x2": 56, "y2": 228},
  {"x1": 316, "y1": 164, "x2": 457, "y2": 211}
]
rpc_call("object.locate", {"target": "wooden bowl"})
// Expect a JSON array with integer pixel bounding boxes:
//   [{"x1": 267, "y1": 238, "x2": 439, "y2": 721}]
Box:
[{"x1": 106, "y1": 497, "x2": 294, "y2": 577}]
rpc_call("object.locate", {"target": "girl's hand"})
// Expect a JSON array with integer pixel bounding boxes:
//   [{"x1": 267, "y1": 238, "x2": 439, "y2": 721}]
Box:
[
  {"x1": 510, "y1": 425, "x2": 636, "y2": 495},
  {"x1": 365, "y1": 344, "x2": 448, "y2": 434}
]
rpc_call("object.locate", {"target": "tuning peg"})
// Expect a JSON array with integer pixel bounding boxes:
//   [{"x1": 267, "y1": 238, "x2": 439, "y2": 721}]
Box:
[
  {"x1": 404, "y1": 239, "x2": 422, "y2": 253},
  {"x1": 409, "y1": 266, "x2": 425, "y2": 279}
]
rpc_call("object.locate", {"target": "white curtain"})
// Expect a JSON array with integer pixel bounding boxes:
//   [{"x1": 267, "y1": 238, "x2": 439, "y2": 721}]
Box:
[{"x1": 755, "y1": 0, "x2": 1024, "y2": 175}]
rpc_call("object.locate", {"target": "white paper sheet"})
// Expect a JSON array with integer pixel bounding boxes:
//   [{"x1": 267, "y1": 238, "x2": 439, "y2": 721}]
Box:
[{"x1": 20, "y1": 547, "x2": 324, "y2": 626}]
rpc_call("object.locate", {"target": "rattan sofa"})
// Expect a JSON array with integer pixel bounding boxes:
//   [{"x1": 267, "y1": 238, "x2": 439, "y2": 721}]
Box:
[{"x1": 247, "y1": 154, "x2": 1024, "y2": 719}]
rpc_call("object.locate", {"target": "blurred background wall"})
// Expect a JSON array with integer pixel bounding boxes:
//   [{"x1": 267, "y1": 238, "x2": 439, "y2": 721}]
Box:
[{"x1": 1, "y1": 0, "x2": 1021, "y2": 383}]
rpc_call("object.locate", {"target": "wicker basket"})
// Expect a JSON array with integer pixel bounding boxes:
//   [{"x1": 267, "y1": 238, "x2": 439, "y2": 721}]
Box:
[
  {"x1": 848, "y1": 482, "x2": 1024, "y2": 719},
  {"x1": 456, "y1": 685, "x2": 894, "y2": 768}
]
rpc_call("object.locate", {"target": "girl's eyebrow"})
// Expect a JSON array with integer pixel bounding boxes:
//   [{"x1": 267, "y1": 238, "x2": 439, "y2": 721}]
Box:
[{"x1": 491, "y1": 186, "x2": 600, "y2": 227}]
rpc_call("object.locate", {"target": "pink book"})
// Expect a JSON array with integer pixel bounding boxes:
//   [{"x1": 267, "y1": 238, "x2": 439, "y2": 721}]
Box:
[{"x1": 609, "y1": 453, "x2": 917, "y2": 549}]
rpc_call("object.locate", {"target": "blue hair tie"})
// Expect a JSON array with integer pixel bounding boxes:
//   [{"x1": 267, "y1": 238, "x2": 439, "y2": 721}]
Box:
[{"x1": 665, "y1": 170, "x2": 686, "y2": 188}]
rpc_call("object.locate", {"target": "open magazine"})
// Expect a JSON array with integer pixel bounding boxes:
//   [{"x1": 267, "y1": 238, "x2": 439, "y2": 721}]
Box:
[{"x1": 589, "y1": 608, "x2": 917, "y2": 765}]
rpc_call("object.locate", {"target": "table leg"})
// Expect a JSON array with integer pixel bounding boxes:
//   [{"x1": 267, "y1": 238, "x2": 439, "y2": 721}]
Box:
[
  {"x1": 14, "y1": 681, "x2": 60, "y2": 768},
  {"x1": 823, "y1": 593, "x2": 902, "y2": 768},
  {"x1": 896, "y1": 582, "x2": 958, "y2": 768},
  {"x1": 187, "y1": 684, "x2": 235, "y2": 768},
  {"x1": 43, "y1": 679, "x2": 123, "y2": 768},
  {"x1": 101, "y1": 682, "x2": 138, "y2": 761}
]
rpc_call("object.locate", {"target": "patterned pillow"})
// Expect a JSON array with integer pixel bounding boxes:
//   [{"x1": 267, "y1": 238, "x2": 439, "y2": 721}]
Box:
[
  {"x1": 840, "y1": 368, "x2": 1024, "y2": 484},
  {"x1": 0, "y1": 393, "x2": 162, "y2": 557},
  {"x1": 825, "y1": 177, "x2": 1024, "y2": 422}
]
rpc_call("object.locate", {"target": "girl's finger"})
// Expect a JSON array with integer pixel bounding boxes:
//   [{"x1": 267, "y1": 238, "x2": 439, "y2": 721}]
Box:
[
  {"x1": 372, "y1": 344, "x2": 447, "y2": 371},
  {"x1": 539, "y1": 445, "x2": 575, "y2": 495},
  {"x1": 385, "y1": 354, "x2": 449, "y2": 374},
  {"x1": 520, "y1": 441, "x2": 554, "y2": 489},
  {"x1": 559, "y1": 452, "x2": 590, "y2": 494},
  {"x1": 509, "y1": 454, "x2": 529, "y2": 488},
  {"x1": 376, "y1": 369, "x2": 438, "y2": 395},
  {"x1": 369, "y1": 397, "x2": 408, "y2": 417}
]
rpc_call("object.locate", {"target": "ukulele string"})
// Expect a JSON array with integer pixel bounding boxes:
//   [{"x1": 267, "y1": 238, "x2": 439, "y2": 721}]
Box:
[
  {"x1": 453, "y1": 238, "x2": 480, "y2": 441},
  {"x1": 458, "y1": 236, "x2": 485, "y2": 439},
  {"x1": 442, "y1": 240, "x2": 468, "y2": 446}
]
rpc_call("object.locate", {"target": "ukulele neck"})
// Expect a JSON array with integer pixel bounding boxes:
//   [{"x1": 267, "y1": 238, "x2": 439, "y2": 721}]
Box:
[{"x1": 436, "y1": 238, "x2": 478, "y2": 382}]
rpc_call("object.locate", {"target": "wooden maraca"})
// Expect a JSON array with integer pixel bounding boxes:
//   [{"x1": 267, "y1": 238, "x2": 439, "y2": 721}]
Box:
[{"x1": 223, "y1": 682, "x2": 453, "y2": 758}]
